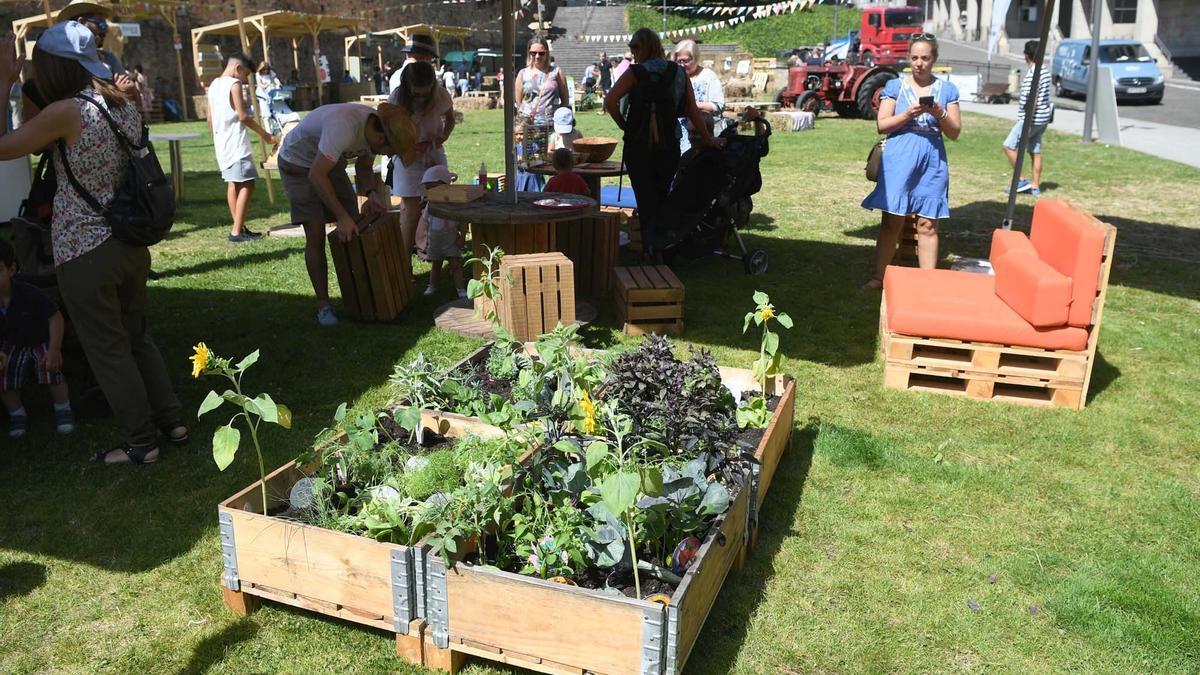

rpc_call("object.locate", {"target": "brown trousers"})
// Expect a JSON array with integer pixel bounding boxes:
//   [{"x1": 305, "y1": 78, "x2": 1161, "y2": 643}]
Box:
[{"x1": 56, "y1": 237, "x2": 181, "y2": 447}]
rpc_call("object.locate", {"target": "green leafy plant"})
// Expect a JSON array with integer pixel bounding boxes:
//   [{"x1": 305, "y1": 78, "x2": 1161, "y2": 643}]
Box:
[
  {"x1": 740, "y1": 291, "x2": 793, "y2": 428},
  {"x1": 735, "y1": 396, "x2": 771, "y2": 429},
  {"x1": 192, "y1": 343, "x2": 293, "y2": 514},
  {"x1": 465, "y1": 245, "x2": 513, "y2": 341}
]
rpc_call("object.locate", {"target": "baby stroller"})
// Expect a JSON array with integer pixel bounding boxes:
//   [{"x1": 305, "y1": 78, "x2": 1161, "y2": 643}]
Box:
[
  {"x1": 256, "y1": 86, "x2": 300, "y2": 136},
  {"x1": 656, "y1": 116, "x2": 772, "y2": 274}
]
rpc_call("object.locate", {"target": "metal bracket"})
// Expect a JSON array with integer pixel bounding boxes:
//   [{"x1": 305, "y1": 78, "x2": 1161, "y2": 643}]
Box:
[
  {"x1": 640, "y1": 605, "x2": 666, "y2": 675},
  {"x1": 391, "y1": 548, "x2": 414, "y2": 634},
  {"x1": 664, "y1": 605, "x2": 680, "y2": 675},
  {"x1": 427, "y1": 555, "x2": 450, "y2": 649},
  {"x1": 747, "y1": 463, "x2": 760, "y2": 541},
  {"x1": 415, "y1": 547, "x2": 428, "y2": 620},
  {"x1": 218, "y1": 511, "x2": 240, "y2": 592}
]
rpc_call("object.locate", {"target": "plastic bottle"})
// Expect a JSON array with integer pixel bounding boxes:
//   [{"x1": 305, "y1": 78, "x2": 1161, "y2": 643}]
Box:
[{"x1": 478, "y1": 162, "x2": 488, "y2": 190}]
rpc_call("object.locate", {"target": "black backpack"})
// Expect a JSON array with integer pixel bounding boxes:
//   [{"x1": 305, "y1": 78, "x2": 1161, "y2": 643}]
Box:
[
  {"x1": 57, "y1": 94, "x2": 175, "y2": 247},
  {"x1": 625, "y1": 62, "x2": 683, "y2": 151}
]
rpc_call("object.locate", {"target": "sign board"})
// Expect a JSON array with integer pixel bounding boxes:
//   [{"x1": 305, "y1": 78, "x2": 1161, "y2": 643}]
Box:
[
  {"x1": 113, "y1": 22, "x2": 141, "y2": 37},
  {"x1": 1094, "y1": 66, "x2": 1122, "y2": 146}
]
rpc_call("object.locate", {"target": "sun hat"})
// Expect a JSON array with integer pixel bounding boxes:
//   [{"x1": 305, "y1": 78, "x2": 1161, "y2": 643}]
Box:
[
  {"x1": 553, "y1": 106, "x2": 575, "y2": 134},
  {"x1": 421, "y1": 165, "x2": 456, "y2": 185},
  {"x1": 56, "y1": 0, "x2": 113, "y2": 22},
  {"x1": 374, "y1": 102, "x2": 419, "y2": 167},
  {"x1": 402, "y1": 33, "x2": 438, "y2": 58},
  {"x1": 35, "y1": 21, "x2": 112, "y2": 81}
]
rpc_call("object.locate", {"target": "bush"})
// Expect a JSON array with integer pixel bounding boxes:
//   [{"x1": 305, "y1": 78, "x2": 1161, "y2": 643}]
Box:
[{"x1": 626, "y1": 5, "x2": 863, "y2": 57}]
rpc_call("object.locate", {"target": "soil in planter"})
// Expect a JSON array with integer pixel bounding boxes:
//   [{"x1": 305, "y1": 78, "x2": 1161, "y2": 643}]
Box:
[
  {"x1": 447, "y1": 360, "x2": 516, "y2": 407},
  {"x1": 734, "y1": 392, "x2": 782, "y2": 451}
]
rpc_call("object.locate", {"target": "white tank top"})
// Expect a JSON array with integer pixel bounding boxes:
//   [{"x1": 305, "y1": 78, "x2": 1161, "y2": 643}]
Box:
[{"x1": 207, "y1": 76, "x2": 252, "y2": 169}]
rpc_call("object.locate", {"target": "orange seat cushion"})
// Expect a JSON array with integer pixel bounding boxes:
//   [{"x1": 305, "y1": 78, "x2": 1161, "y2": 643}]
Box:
[
  {"x1": 989, "y1": 228, "x2": 1036, "y2": 260},
  {"x1": 1030, "y1": 199, "x2": 1106, "y2": 328},
  {"x1": 992, "y1": 251, "x2": 1073, "y2": 327},
  {"x1": 884, "y1": 266, "x2": 1089, "y2": 351}
]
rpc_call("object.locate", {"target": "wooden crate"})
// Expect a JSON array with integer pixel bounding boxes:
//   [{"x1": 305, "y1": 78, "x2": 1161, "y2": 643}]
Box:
[
  {"x1": 609, "y1": 206, "x2": 641, "y2": 253},
  {"x1": 414, "y1": 467, "x2": 752, "y2": 675},
  {"x1": 327, "y1": 214, "x2": 415, "y2": 321},
  {"x1": 553, "y1": 208, "x2": 620, "y2": 300},
  {"x1": 614, "y1": 265, "x2": 685, "y2": 336},
  {"x1": 427, "y1": 184, "x2": 485, "y2": 203},
  {"x1": 218, "y1": 413, "x2": 506, "y2": 653},
  {"x1": 879, "y1": 204, "x2": 1116, "y2": 410},
  {"x1": 494, "y1": 253, "x2": 576, "y2": 342}
]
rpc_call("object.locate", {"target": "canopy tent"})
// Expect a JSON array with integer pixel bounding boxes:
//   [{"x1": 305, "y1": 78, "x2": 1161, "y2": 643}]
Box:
[
  {"x1": 342, "y1": 24, "x2": 471, "y2": 74},
  {"x1": 12, "y1": 0, "x2": 191, "y2": 118},
  {"x1": 191, "y1": 10, "x2": 363, "y2": 108}
]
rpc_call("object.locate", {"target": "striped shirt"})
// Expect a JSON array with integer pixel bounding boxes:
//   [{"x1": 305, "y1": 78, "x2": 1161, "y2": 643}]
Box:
[{"x1": 1018, "y1": 65, "x2": 1054, "y2": 125}]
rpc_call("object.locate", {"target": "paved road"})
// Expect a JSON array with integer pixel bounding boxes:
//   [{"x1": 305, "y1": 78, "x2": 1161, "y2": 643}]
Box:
[{"x1": 937, "y1": 38, "x2": 1200, "y2": 130}]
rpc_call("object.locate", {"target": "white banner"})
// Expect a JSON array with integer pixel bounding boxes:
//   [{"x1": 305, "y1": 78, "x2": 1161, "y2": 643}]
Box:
[{"x1": 987, "y1": 0, "x2": 1012, "y2": 58}]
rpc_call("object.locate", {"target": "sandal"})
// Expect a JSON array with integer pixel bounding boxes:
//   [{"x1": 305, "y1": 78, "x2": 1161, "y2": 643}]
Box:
[
  {"x1": 161, "y1": 423, "x2": 190, "y2": 446},
  {"x1": 91, "y1": 444, "x2": 161, "y2": 465},
  {"x1": 861, "y1": 277, "x2": 884, "y2": 291}
]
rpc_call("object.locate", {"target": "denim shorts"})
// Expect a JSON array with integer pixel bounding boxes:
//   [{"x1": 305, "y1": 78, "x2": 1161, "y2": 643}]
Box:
[
  {"x1": 1004, "y1": 121, "x2": 1048, "y2": 154},
  {"x1": 220, "y1": 155, "x2": 259, "y2": 183}
]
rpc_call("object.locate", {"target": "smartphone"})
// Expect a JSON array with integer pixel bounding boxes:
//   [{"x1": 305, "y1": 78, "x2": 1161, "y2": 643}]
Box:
[{"x1": 919, "y1": 95, "x2": 935, "y2": 106}]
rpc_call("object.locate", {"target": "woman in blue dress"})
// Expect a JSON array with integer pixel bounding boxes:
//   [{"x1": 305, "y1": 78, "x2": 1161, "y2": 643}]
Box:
[{"x1": 861, "y1": 35, "x2": 962, "y2": 289}]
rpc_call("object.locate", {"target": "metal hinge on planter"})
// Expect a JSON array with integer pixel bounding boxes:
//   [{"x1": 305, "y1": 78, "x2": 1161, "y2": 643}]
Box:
[
  {"x1": 391, "y1": 547, "x2": 415, "y2": 634},
  {"x1": 218, "y1": 511, "x2": 240, "y2": 592},
  {"x1": 641, "y1": 605, "x2": 666, "y2": 675},
  {"x1": 664, "y1": 605, "x2": 680, "y2": 675},
  {"x1": 426, "y1": 555, "x2": 450, "y2": 648}
]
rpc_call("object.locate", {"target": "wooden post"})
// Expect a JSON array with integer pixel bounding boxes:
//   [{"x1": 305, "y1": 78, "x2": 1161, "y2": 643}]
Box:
[
  {"x1": 310, "y1": 21, "x2": 323, "y2": 107},
  {"x1": 163, "y1": 9, "x2": 189, "y2": 121},
  {"x1": 42, "y1": 0, "x2": 52, "y2": 27},
  {"x1": 291, "y1": 37, "x2": 300, "y2": 75}
]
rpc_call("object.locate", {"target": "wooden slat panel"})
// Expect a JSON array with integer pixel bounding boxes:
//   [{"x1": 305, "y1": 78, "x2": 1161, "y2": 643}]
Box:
[
  {"x1": 540, "y1": 263, "x2": 561, "y2": 331},
  {"x1": 625, "y1": 303, "x2": 686, "y2": 321}
]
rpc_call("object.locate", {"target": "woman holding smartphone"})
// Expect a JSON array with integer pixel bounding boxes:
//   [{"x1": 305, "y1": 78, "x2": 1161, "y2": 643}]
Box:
[{"x1": 861, "y1": 34, "x2": 961, "y2": 289}]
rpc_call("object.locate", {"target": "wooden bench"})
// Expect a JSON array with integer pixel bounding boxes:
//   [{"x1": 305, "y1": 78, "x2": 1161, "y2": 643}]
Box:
[
  {"x1": 975, "y1": 82, "x2": 1012, "y2": 104},
  {"x1": 614, "y1": 265, "x2": 684, "y2": 336}
]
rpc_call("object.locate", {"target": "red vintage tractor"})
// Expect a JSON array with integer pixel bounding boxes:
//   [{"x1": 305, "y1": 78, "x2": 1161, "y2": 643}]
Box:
[{"x1": 776, "y1": 61, "x2": 899, "y2": 120}]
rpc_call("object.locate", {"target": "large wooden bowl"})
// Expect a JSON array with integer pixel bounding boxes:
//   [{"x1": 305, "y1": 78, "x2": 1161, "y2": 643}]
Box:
[{"x1": 573, "y1": 137, "x2": 619, "y2": 163}]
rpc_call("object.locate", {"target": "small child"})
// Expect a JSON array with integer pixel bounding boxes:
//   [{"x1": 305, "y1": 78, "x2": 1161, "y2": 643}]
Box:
[
  {"x1": 0, "y1": 239, "x2": 73, "y2": 438},
  {"x1": 544, "y1": 148, "x2": 590, "y2": 197},
  {"x1": 419, "y1": 166, "x2": 467, "y2": 299},
  {"x1": 548, "y1": 107, "x2": 583, "y2": 152}
]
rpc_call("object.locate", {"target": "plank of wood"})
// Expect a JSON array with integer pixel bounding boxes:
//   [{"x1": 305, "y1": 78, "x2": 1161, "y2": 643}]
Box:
[
  {"x1": 540, "y1": 262, "x2": 561, "y2": 331},
  {"x1": 754, "y1": 377, "x2": 795, "y2": 512},
  {"x1": 624, "y1": 303, "x2": 685, "y2": 321},
  {"x1": 326, "y1": 233, "x2": 360, "y2": 321},
  {"x1": 622, "y1": 320, "x2": 684, "y2": 337},
  {"x1": 360, "y1": 230, "x2": 396, "y2": 320}
]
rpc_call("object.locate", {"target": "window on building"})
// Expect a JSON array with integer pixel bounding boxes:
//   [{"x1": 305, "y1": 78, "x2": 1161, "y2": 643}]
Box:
[
  {"x1": 1112, "y1": 0, "x2": 1137, "y2": 24},
  {"x1": 1019, "y1": 0, "x2": 1038, "y2": 23}
]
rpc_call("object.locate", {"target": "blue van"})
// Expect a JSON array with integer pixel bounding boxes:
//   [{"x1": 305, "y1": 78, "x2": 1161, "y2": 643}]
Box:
[{"x1": 1051, "y1": 39, "x2": 1164, "y2": 103}]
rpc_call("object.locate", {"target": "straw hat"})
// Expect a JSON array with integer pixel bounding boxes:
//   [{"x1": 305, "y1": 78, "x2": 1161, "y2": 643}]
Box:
[
  {"x1": 57, "y1": 0, "x2": 114, "y2": 22},
  {"x1": 375, "y1": 103, "x2": 419, "y2": 167}
]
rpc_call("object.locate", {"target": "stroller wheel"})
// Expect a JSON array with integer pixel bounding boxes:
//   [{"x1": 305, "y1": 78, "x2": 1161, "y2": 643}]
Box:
[{"x1": 744, "y1": 249, "x2": 768, "y2": 275}]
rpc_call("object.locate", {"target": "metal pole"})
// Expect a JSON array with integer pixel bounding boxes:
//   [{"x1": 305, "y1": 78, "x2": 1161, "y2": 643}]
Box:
[
  {"x1": 833, "y1": 1, "x2": 840, "y2": 38},
  {"x1": 1002, "y1": 0, "x2": 1055, "y2": 230},
  {"x1": 1081, "y1": 0, "x2": 1103, "y2": 143},
  {"x1": 662, "y1": 0, "x2": 667, "y2": 34},
  {"x1": 502, "y1": 0, "x2": 517, "y2": 204}
]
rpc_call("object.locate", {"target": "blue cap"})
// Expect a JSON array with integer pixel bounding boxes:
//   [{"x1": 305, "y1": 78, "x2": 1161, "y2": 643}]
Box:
[{"x1": 35, "y1": 21, "x2": 112, "y2": 81}]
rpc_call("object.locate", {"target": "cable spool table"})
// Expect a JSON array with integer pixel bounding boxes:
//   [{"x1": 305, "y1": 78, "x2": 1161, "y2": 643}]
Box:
[{"x1": 428, "y1": 191, "x2": 602, "y2": 338}]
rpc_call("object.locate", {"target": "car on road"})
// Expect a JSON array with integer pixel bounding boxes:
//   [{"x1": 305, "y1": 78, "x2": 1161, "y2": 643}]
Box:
[{"x1": 1052, "y1": 39, "x2": 1164, "y2": 103}]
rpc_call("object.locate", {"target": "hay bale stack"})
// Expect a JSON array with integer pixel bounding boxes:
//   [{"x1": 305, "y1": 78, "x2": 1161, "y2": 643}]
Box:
[{"x1": 454, "y1": 96, "x2": 495, "y2": 111}]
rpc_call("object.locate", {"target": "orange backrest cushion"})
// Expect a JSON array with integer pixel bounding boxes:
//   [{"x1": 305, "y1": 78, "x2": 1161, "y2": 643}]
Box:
[
  {"x1": 990, "y1": 228, "x2": 1036, "y2": 261},
  {"x1": 992, "y1": 251, "x2": 1073, "y2": 327},
  {"x1": 1029, "y1": 199, "x2": 1106, "y2": 327}
]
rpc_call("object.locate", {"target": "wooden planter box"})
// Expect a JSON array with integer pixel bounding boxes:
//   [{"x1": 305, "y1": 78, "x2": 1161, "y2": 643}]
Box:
[
  {"x1": 217, "y1": 412, "x2": 505, "y2": 650},
  {"x1": 410, "y1": 466, "x2": 752, "y2": 675}
]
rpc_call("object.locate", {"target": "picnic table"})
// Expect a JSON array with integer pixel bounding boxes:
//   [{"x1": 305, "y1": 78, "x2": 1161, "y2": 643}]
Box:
[
  {"x1": 149, "y1": 132, "x2": 201, "y2": 201},
  {"x1": 524, "y1": 160, "x2": 626, "y2": 200}
]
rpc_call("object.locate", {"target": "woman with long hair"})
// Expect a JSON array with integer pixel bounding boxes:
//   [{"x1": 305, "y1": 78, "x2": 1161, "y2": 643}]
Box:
[
  {"x1": 388, "y1": 59, "x2": 455, "y2": 258},
  {"x1": 0, "y1": 25, "x2": 184, "y2": 464},
  {"x1": 861, "y1": 34, "x2": 961, "y2": 289},
  {"x1": 516, "y1": 36, "x2": 566, "y2": 122},
  {"x1": 605, "y1": 28, "x2": 720, "y2": 256}
]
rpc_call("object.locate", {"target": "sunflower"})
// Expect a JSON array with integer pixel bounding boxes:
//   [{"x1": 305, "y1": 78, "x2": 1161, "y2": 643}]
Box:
[
  {"x1": 759, "y1": 307, "x2": 775, "y2": 322},
  {"x1": 579, "y1": 389, "x2": 597, "y2": 435},
  {"x1": 190, "y1": 342, "x2": 211, "y2": 379}
]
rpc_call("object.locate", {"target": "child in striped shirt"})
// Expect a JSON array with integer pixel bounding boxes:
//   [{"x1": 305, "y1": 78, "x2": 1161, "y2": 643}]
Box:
[{"x1": 1003, "y1": 40, "x2": 1055, "y2": 198}]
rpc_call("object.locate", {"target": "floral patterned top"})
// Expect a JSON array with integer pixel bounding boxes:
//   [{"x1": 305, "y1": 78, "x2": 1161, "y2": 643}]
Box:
[{"x1": 51, "y1": 88, "x2": 142, "y2": 265}]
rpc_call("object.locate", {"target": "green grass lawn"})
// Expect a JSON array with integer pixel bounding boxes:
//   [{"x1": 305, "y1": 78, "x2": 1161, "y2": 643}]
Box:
[{"x1": 1, "y1": 108, "x2": 1198, "y2": 673}]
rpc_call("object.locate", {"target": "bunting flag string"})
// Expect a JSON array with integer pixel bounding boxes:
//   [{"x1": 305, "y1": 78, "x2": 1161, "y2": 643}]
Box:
[{"x1": 578, "y1": 0, "x2": 813, "y2": 43}]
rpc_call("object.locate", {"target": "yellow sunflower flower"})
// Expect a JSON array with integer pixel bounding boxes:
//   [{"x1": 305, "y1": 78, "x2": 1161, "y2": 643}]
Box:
[
  {"x1": 190, "y1": 342, "x2": 211, "y2": 378},
  {"x1": 759, "y1": 307, "x2": 775, "y2": 322},
  {"x1": 579, "y1": 389, "x2": 597, "y2": 435}
]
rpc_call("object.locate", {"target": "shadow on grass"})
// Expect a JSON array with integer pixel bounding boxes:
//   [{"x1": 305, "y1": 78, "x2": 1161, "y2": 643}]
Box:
[
  {"x1": 0, "y1": 287, "x2": 422, "y2": 573},
  {"x1": 1086, "y1": 352, "x2": 1120, "y2": 405},
  {"x1": 845, "y1": 200, "x2": 1200, "y2": 301},
  {"x1": 691, "y1": 421, "x2": 817, "y2": 675},
  {"x1": 0, "y1": 561, "x2": 47, "y2": 602},
  {"x1": 175, "y1": 619, "x2": 259, "y2": 675},
  {"x1": 161, "y1": 248, "x2": 302, "y2": 279}
]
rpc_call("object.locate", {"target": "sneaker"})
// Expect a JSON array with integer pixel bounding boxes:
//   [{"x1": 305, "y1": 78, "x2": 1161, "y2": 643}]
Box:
[
  {"x1": 228, "y1": 230, "x2": 262, "y2": 243},
  {"x1": 423, "y1": 284, "x2": 435, "y2": 297},
  {"x1": 1030, "y1": 187, "x2": 1042, "y2": 197},
  {"x1": 8, "y1": 413, "x2": 27, "y2": 438},
  {"x1": 456, "y1": 288, "x2": 468, "y2": 299},
  {"x1": 317, "y1": 306, "x2": 339, "y2": 327},
  {"x1": 54, "y1": 407, "x2": 75, "y2": 434},
  {"x1": 1015, "y1": 179, "x2": 1032, "y2": 193}
]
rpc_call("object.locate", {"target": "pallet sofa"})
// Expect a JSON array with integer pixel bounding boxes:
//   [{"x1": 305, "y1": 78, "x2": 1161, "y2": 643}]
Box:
[{"x1": 880, "y1": 198, "x2": 1116, "y2": 409}]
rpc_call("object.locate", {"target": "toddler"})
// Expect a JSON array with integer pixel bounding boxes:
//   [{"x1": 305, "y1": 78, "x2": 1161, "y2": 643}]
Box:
[
  {"x1": 419, "y1": 166, "x2": 467, "y2": 298},
  {"x1": 544, "y1": 148, "x2": 590, "y2": 197}
]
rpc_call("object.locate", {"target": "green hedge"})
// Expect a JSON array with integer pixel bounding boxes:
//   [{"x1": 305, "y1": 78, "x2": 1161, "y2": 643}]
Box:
[{"x1": 626, "y1": 5, "x2": 863, "y2": 57}]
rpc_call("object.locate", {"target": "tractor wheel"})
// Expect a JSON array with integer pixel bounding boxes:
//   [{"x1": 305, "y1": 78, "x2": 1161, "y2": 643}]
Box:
[
  {"x1": 834, "y1": 102, "x2": 858, "y2": 118},
  {"x1": 796, "y1": 90, "x2": 820, "y2": 115},
  {"x1": 775, "y1": 87, "x2": 792, "y2": 108},
  {"x1": 857, "y1": 71, "x2": 898, "y2": 120}
]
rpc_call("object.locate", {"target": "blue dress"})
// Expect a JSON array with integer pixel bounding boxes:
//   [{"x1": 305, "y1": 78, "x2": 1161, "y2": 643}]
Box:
[{"x1": 861, "y1": 77, "x2": 959, "y2": 220}]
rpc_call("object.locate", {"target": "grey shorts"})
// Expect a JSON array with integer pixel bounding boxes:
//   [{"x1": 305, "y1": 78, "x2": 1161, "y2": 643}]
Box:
[
  {"x1": 279, "y1": 158, "x2": 358, "y2": 226},
  {"x1": 220, "y1": 155, "x2": 259, "y2": 183}
]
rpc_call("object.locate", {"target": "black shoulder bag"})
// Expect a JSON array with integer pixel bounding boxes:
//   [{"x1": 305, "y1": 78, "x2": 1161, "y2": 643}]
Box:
[{"x1": 57, "y1": 94, "x2": 175, "y2": 246}]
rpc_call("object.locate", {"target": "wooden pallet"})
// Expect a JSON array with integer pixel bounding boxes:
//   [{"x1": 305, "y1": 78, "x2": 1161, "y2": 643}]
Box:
[
  {"x1": 327, "y1": 213, "x2": 415, "y2": 321},
  {"x1": 614, "y1": 265, "x2": 685, "y2": 336},
  {"x1": 495, "y1": 253, "x2": 576, "y2": 342},
  {"x1": 879, "y1": 201, "x2": 1116, "y2": 410}
]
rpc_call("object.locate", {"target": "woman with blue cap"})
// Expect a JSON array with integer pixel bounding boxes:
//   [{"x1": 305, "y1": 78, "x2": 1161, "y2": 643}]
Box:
[{"x1": 0, "y1": 24, "x2": 185, "y2": 465}]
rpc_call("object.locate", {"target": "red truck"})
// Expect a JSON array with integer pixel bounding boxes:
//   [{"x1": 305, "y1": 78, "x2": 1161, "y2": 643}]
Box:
[{"x1": 851, "y1": 5, "x2": 925, "y2": 67}]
